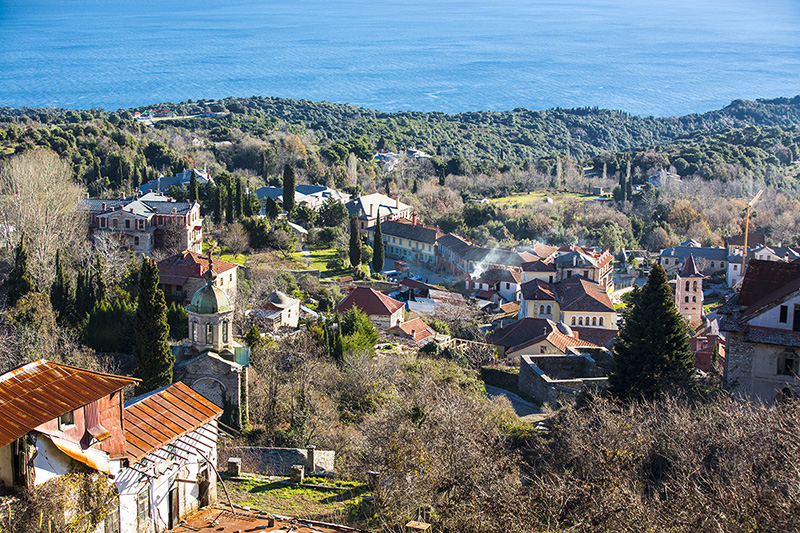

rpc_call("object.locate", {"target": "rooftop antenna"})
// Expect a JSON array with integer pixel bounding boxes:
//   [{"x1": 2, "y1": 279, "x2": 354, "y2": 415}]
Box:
[{"x1": 742, "y1": 189, "x2": 763, "y2": 277}]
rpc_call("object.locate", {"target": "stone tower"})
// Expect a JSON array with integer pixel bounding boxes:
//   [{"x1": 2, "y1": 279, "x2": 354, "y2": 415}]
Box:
[
  {"x1": 174, "y1": 252, "x2": 249, "y2": 429},
  {"x1": 676, "y1": 254, "x2": 704, "y2": 328}
]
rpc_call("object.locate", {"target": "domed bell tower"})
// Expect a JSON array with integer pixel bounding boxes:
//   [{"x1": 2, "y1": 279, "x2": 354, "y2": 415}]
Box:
[{"x1": 187, "y1": 253, "x2": 235, "y2": 358}]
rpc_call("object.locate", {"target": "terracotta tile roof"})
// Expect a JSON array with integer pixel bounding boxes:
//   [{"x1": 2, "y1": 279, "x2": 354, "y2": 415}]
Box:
[
  {"x1": 490, "y1": 318, "x2": 600, "y2": 355},
  {"x1": 157, "y1": 250, "x2": 237, "y2": 283},
  {"x1": 570, "y1": 326, "x2": 619, "y2": 348},
  {"x1": 0, "y1": 360, "x2": 138, "y2": 449},
  {"x1": 335, "y1": 287, "x2": 404, "y2": 316},
  {"x1": 175, "y1": 506, "x2": 356, "y2": 533},
  {"x1": 521, "y1": 259, "x2": 557, "y2": 272},
  {"x1": 521, "y1": 279, "x2": 557, "y2": 301},
  {"x1": 124, "y1": 381, "x2": 222, "y2": 462},
  {"x1": 678, "y1": 254, "x2": 704, "y2": 278},
  {"x1": 556, "y1": 276, "x2": 615, "y2": 313},
  {"x1": 390, "y1": 317, "x2": 436, "y2": 342},
  {"x1": 500, "y1": 301, "x2": 520, "y2": 315}
]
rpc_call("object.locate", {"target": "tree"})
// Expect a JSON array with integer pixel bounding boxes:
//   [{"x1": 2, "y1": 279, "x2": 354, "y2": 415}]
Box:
[
  {"x1": 319, "y1": 198, "x2": 348, "y2": 227},
  {"x1": 50, "y1": 249, "x2": 72, "y2": 322},
  {"x1": 244, "y1": 323, "x2": 262, "y2": 349},
  {"x1": 213, "y1": 185, "x2": 222, "y2": 224},
  {"x1": 235, "y1": 178, "x2": 243, "y2": 218},
  {"x1": 7, "y1": 234, "x2": 35, "y2": 305},
  {"x1": 133, "y1": 258, "x2": 173, "y2": 394},
  {"x1": 189, "y1": 172, "x2": 199, "y2": 202},
  {"x1": 92, "y1": 253, "x2": 107, "y2": 305},
  {"x1": 265, "y1": 196, "x2": 279, "y2": 219},
  {"x1": 609, "y1": 263, "x2": 695, "y2": 400},
  {"x1": 349, "y1": 216, "x2": 361, "y2": 268},
  {"x1": 372, "y1": 215, "x2": 385, "y2": 273},
  {"x1": 224, "y1": 222, "x2": 250, "y2": 256},
  {"x1": 226, "y1": 185, "x2": 234, "y2": 224},
  {"x1": 0, "y1": 149, "x2": 87, "y2": 286},
  {"x1": 283, "y1": 164, "x2": 296, "y2": 217}
]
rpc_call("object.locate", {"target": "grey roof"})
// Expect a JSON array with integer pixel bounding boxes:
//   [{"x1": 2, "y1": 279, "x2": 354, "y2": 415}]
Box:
[
  {"x1": 346, "y1": 193, "x2": 410, "y2": 220},
  {"x1": 659, "y1": 246, "x2": 728, "y2": 262},
  {"x1": 139, "y1": 168, "x2": 211, "y2": 194},
  {"x1": 374, "y1": 220, "x2": 440, "y2": 245},
  {"x1": 437, "y1": 233, "x2": 473, "y2": 255},
  {"x1": 80, "y1": 192, "x2": 194, "y2": 216}
]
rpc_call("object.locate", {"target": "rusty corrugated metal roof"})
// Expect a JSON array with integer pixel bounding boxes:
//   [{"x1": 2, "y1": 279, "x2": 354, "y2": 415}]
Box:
[
  {"x1": 0, "y1": 359, "x2": 138, "y2": 449},
  {"x1": 124, "y1": 381, "x2": 222, "y2": 462}
]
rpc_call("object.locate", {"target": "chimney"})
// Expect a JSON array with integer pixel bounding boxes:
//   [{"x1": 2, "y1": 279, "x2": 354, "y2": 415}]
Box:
[
  {"x1": 101, "y1": 202, "x2": 107, "y2": 210},
  {"x1": 84, "y1": 192, "x2": 89, "y2": 199},
  {"x1": 369, "y1": 202, "x2": 374, "y2": 218},
  {"x1": 306, "y1": 445, "x2": 316, "y2": 473},
  {"x1": 395, "y1": 197, "x2": 400, "y2": 209}
]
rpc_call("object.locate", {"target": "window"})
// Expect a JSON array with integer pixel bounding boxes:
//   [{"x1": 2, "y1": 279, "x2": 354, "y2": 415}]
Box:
[
  {"x1": 137, "y1": 220, "x2": 144, "y2": 229},
  {"x1": 540, "y1": 305, "x2": 545, "y2": 315},
  {"x1": 583, "y1": 270, "x2": 589, "y2": 278},
  {"x1": 113, "y1": 219, "x2": 118, "y2": 228},
  {"x1": 664, "y1": 259, "x2": 669, "y2": 265},
  {"x1": 579, "y1": 317, "x2": 583, "y2": 326},
  {"x1": 734, "y1": 264, "x2": 738, "y2": 271},
  {"x1": 546, "y1": 305, "x2": 551, "y2": 314},
  {"x1": 548, "y1": 276, "x2": 553, "y2": 283},
  {"x1": 137, "y1": 486, "x2": 150, "y2": 523},
  {"x1": 59, "y1": 410, "x2": 75, "y2": 429},
  {"x1": 192, "y1": 322, "x2": 198, "y2": 341},
  {"x1": 100, "y1": 218, "x2": 106, "y2": 228},
  {"x1": 778, "y1": 349, "x2": 798, "y2": 376},
  {"x1": 571, "y1": 317, "x2": 576, "y2": 325},
  {"x1": 206, "y1": 323, "x2": 213, "y2": 344},
  {"x1": 685, "y1": 281, "x2": 690, "y2": 291},
  {"x1": 693, "y1": 281, "x2": 698, "y2": 291},
  {"x1": 223, "y1": 321, "x2": 229, "y2": 343},
  {"x1": 567, "y1": 270, "x2": 573, "y2": 278},
  {"x1": 780, "y1": 305, "x2": 788, "y2": 323},
  {"x1": 592, "y1": 317, "x2": 597, "y2": 326},
  {"x1": 710, "y1": 262, "x2": 715, "y2": 268},
  {"x1": 692, "y1": 296, "x2": 696, "y2": 303},
  {"x1": 125, "y1": 220, "x2": 130, "y2": 229},
  {"x1": 506, "y1": 283, "x2": 510, "y2": 290},
  {"x1": 599, "y1": 317, "x2": 604, "y2": 326},
  {"x1": 540, "y1": 346, "x2": 547, "y2": 354},
  {"x1": 134, "y1": 237, "x2": 139, "y2": 246},
  {"x1": 685, "y1": 296, "x2": 689, "y2": 303}
]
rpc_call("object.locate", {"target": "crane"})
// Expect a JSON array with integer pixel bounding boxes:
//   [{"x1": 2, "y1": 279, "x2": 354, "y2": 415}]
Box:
[{"x1": 741, "y1": 189, "x2": 763, "y2": 277}]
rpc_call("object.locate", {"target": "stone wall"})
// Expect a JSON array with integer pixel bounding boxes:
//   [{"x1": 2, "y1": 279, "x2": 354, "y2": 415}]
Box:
[
  {"x1": 518, "y1": 354, "x2": 608, "y2": 406},
  {"x1": 724, "y1": 331, "x2": 754, "y2": 400},
  {"x1": 218, "y1": 446, "x2": 335, "y2": 476},
  {"x1": 175, "y1": 353, "x2": 247, "y2": 429}
]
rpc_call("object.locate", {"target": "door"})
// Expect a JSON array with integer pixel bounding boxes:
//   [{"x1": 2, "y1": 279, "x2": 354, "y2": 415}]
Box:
[
  {"x1": 168, "y1": 486, "x2": 179, "y2": 529},
  {"x1": 793, "y1": 304, "x2": 800, "y2": 332}
]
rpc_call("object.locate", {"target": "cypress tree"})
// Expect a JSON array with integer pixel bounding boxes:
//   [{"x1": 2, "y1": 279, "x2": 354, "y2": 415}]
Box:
[
  {"x1": 372, "y1": 215, "x2": 385, "y2": 273},
  {"x1": 50, "y1": 249, "x2": 68, "y2": 317},
  {"x1": 226, "y1": 185, "x2": 234, "y2": 224},
  {"x1": 7, "y1": 234, "x2": 34, "y2": 305},
  {"x1": 244, "y1": 323, "x2": 262, "y2": 349},
  {"x1": 75, "y1": 269, "x2": 93, "y2": 322},
  {"x1": 283, "y1": 164, "x2": 296, "y2": 217},
  {"x1": 618, "y1": 163, "x2": 627, "y2": 202},
  {"x1": 625, "y1": 160, "x2": 633, "y2": 201},
  {"x1": 349, "y1": 216, "x2": 361, "y2": 268},
  {"x1": 93, "y1": 253, "x2": 107, "y2": 305},
  {"x1": 609, "y1": 263, "x2": 695, "y2": 400},
  {"x1": 213, "y1": 185, "x2": 222, "y2": 223},
  {"x1": 133, "y1": 258, "x2": 173, "y2": 394},
  {"x1": 265, "y1": 196, "x2": 279, "y2": 219},
  {"x1": 243, "y1": 191, "x2": 254, "y2": 217},
  {"x1": 189, "y1": 172, "x2": 199, "y2": 202},
  {"x1": 235, "y1": 178, "x2": 243, "y2": 219}
]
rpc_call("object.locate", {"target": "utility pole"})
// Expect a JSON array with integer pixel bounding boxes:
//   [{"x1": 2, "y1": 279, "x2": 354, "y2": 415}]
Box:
[{"x1": 742, "y1": 189, "x2": 763, "y2": 277}]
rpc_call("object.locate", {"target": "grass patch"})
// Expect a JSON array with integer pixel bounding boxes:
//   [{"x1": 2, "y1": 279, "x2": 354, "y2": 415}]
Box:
[
  {"x1": 704, "y1": 297, "x2": 725, "y2": 315},
  {"x1": 489, "y1": 190, "x2": 599, "y2": 208},
  {"x1": 224, "y1": 475, "x2": 368, "y2": 528},
  {"x1": 290, "y1": 246, "x2": 351, "y2": 279}
]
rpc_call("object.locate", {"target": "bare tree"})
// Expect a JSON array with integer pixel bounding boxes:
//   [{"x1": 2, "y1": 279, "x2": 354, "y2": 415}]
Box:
[
  {"x1": 224, "y1": 222, "x2": 250, "y2": 256},
  {"x1": 0, "y1": 149, "x2": 87, "y2": 286}
]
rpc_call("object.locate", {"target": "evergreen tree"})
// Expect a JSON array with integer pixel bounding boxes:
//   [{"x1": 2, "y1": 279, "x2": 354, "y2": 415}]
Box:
[
  {"x1": 7, "y1": 234, "x2": 34, "y2": 305},
  {"x1": 265, "y1": 196, "x2": 279, "y2": 219},
  {"x1": 74, "y1": 269, "x2": 93, "y2": 322},
  {"x1": 625, "y1": 160, "x2": 633, "y2": 201},
  {"x1": 244, "y1": 323, "x2": 262, "y2": 349},
  {"x1": 92, "y1": 253, "x2": 107, "y2": 305},
  {"x1": 166, "y1": 302, "x2": 188, "y2": 340},
  {"x1": 609, "y1": 263, "x2": 695, "y2": 400},
  {"x1": 243, "y1": 191, "x2": 254, "y2": 217},
  {"x1": 133, "y1": 258, "x2": 174, "y2": 394},
  {"x1": 235, "y1": 178, "x2": 243, "y2": 219},
  {"x1": 213, "y1": 185, "x2": 222, "y2": 223},
  {"x1": 226, "y1": 185, "x2": 234, "y2": 224},
  {"x1": 349, "y1": 216, "x2": 361, "y2": 268},
  {"x1": 50, "y1": 249, "x2": 69, "y2": 318},
  {"x1": 372, "y1": 215, "x2": 385, "y2": 273},
  {"x1": 189, "y1": 172, "x2": 199, "y2": 202},
  {"x1": 618, "y1": 163, "x2": 627, "y2": 202},
  {"x1": 283, "y1": 164, "x2": 296, "y2": 217}
]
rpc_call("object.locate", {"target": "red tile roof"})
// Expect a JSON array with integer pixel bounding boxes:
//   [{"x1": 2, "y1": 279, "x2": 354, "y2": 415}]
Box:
[
  {"x1": 390, "y1": 317, "x2": 436, "y2": 342},
  {"x1": 490, "y1": 318, "x2": 600, "y2": 355},
  {"x1": 124, "y1": 381, "x2": 222, "y2": 462},
  {"x1": 678, "y1": 254, "x2": 703, "y2": 278},
  {"x1": 157, "y1": 250, "x2": 237, "y2": 284},
  {"x1": 0, "y1": 360, "x2": 138, "y2": 448},
  {"x1": 335, "y1": 287, "x2": 404, "y2": 316}
]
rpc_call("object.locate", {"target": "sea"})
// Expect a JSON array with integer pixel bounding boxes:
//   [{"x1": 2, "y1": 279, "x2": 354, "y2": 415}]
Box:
[{"x1": 0, "y1": 0, "x2": 798, "y2": 117}]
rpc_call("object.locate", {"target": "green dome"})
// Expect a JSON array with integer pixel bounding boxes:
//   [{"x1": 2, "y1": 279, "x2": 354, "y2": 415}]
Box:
[{"x1": 188, "y1": 284, "x2": 233, "y2": 314}]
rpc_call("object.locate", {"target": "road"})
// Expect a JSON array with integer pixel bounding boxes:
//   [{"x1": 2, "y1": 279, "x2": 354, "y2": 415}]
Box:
[{"x1": 484, "y1": 384, "x2": 542, "y2": 421}]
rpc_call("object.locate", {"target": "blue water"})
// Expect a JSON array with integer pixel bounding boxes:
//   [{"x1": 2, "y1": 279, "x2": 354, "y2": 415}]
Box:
[{"x1": 0, "y1": 0, "x2": 798, "y2": 116}]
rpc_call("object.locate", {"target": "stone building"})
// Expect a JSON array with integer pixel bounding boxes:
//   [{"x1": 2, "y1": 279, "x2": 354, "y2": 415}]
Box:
[
  {"x1": 173, "y1": 255, "x2": 249, "y2": 428},
  {"x1": 676, "y1": 254, "x2": 704, "y2": 328}
]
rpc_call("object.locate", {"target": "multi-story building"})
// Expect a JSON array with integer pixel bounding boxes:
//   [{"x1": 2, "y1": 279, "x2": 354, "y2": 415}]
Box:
[
  {"x1": 520, "y1": 275, "x2": 618, "y2": 333},
  {"x1": 554, "y1": 245, "x2": 615, "y2": 292},
  {"x1": 346, "y1": 193, "x2": 412, "y2": 232},
  {"x1": 367, "y1": 217, "x2": 442, "y2": 267},
  {"x1": 81, "y1": 192, "x2": 202, "y2": 256}
]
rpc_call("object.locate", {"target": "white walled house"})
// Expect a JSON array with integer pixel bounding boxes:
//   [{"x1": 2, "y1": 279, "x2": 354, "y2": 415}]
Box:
[{"x1": 116, "y1": 382, "x2": 221, "y2": 533}]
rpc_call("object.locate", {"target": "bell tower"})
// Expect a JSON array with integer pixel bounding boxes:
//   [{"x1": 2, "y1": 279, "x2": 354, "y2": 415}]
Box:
[{"x1": 676, "y1": 254, "x2": 704, "y2": 329}]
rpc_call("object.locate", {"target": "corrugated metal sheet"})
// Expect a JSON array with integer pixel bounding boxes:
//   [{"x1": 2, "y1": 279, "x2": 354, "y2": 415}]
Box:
[
  {"x1": 124, "y1": 381, "x2": 222, "y2": 462},
  {"x1": 0, "y1": 360, "x2": 138, "y2": 449}
]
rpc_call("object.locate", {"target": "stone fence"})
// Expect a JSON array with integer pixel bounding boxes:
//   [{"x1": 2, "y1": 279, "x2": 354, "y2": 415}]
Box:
[{"x1": 218, "y1": 445, "x2": 334, "y2": 476}]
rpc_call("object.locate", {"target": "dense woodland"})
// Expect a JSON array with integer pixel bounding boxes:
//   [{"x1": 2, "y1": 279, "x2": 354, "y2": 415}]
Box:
[{"x1": 2, "y1": 96, "x2": 800, "y2": 531}]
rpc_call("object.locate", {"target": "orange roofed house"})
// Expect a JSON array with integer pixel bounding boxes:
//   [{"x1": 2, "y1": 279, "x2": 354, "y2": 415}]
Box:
[
  {"x1": 335, "y1": 286, "x2": 405, "y2": 329},
  {"x1": 157, "y1": 250, "x2": 238, "y2": 304},
  {"x1": 0, "y1": 359, "x2": 137, "y2": 491}
]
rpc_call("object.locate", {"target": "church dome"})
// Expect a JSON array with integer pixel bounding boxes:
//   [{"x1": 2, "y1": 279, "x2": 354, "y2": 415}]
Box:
[
  {"x1": 189, "y1": 284, "x2": 233, "y2": 314},
  {"x1": 268, "y1": 290, "x2": 292, "y2": 307},
  {"x1": 187, "y1": 253, "x2": 233, "y2": 314}
]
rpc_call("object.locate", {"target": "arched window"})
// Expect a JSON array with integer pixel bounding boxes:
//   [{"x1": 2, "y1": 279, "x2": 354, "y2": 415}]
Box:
[
  {"x1": 206, "y1": 323, "x2": 213, "y2": 344},
  {"x1": 571, "y1": 316, "x2": 576, "y2": 325},
  {"x1": 540, "y1": 305, "x2": 545, "y2": 315},
  {"x1": 685, "y1": 296, "x2": 689, "y2": 303},
  {"x1": 692, "y1": 296, "x2": 696, "y2": 302},
  {"x1": 579, "y1": 317, "x2": 583, "y2": 326},
  {"x1": 599, "y1": 317, "x2": 604, "y2": 326},
  {"x1": 223, "y1": 321, "x2": 229, "y2": 343},
  {"x1": 592, "y1": 317, "x2": 597, "y2": 326},
  {"x1": 546, "y1": 305, "x2": 551, "y2": 314},
  {"x1": 693, "y1": 281, "x2": 698, "y2": 291},
  {"x1": 192, "y1": 322, "x2": 198, "y2": 342},
  {"x1": 685, "y1": 281, "x2": 690, "y2": 291}
]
